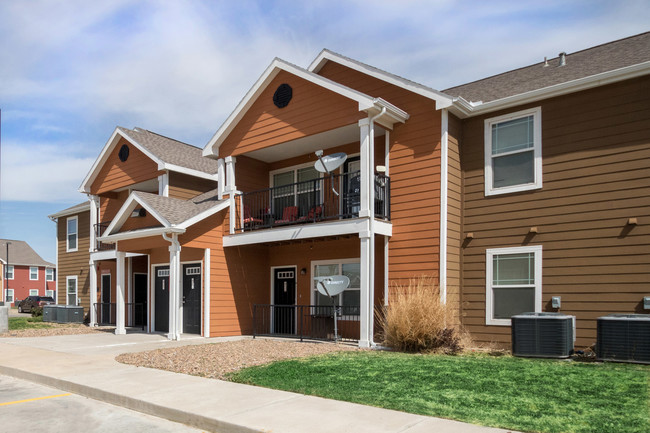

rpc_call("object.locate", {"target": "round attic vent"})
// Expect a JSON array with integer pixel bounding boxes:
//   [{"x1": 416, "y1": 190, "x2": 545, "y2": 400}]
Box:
[
  {"x1": 118, "y1": 144, "x2": 129, "y2": 162},
  {"x1": 273, "y1": 83, "x2": 292, "y2": 108}
]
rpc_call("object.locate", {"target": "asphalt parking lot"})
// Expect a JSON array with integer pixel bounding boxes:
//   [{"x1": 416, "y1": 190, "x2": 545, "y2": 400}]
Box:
[{"x1": 0, "y1": 375, "x2": 205, "y2": 433}]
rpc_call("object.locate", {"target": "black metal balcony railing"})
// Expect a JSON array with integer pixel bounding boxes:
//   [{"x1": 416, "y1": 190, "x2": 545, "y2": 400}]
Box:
[
  {"x1": 235, "y1": 171, "x2": 390, "y2": 232},
  {"x1": 94, "y1": 223, "x2": 115, "y2": 251},
  {"x1": 252, "y1": 304, "x2": 360, "y2": 342},
  {"x1": 93, "y1": 302, "x2": 146, "y2": 330}
]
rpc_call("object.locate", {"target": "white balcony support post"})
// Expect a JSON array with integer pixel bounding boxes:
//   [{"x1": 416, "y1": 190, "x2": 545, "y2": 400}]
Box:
[
  {"x1": 217, "y1": 159, "x2": 225, "y2": 200},
  {"x1": 89, "y1": 259, "x2": 97, "y2": 326},
  {"x1": 225, "y1": 156, "x2": 237, "y2": 192},
  {"x1": 203, "y1": 248, "x2": 210, "y2": 338},
  {"x1": 168, "y1": 234, "x2": 182, "y2": 340},
  {"x1": 115, "y1": 251, "x2": 126, "y2": 335},
  {"x1": 359, "y1": 232, "x2": 372, "y2": 348},
  {"x1": 358, "y1": 118, "x2": 371, "y2": 218},
  {"x1": 158, "y1": 173, "x2": 169, "y2": 197},
  {"x1": 89, "y1": 195, "x2": 99, "y2": 252}
]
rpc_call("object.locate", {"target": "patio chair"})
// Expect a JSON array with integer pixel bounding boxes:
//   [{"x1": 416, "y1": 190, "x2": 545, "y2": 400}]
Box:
[
  {"x1": 275, "y1": 206, "x2": 299, "y2": 224},
  {"x1": 296, "y1": 205, "x2": 323, "y2": 222},
  {"x1": 243, "y1": 205, "x2": 263, "y2": 228}
]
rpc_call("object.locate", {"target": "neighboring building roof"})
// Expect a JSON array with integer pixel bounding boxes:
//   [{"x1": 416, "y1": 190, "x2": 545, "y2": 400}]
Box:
[
  {"x1": 117, "y1": 127, "x2": 219, "y2": 176},
  {"x1": 80, "y1": 126, "x2": 219, "y2": 193},
  {"x1": 0, "y1": 239, "x2": 55, "y2": 268},
  {"x1": 48, "y1": 201, "x2": 90, "y2": 220},
  {"x1": 443, "y1": 32, "x2": 650, "y2": 104}
]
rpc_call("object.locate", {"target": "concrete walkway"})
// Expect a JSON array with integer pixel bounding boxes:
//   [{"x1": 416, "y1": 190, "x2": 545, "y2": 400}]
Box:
[{"x1": 0, "y1": 333, "x2": 516, "y2": 433}]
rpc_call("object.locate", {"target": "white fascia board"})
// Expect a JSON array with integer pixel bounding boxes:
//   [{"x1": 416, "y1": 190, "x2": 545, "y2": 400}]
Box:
[
  {"x1": 47, "y1": 202, "x2": 91, "y2": 220},
  {"x1": 223, "y1": 218, "x2": 370, "y2": 247},
  {"x1": 79, "y1": 128, "x2": 165, "y2": 193},
  {"x1": 374, "y1": 220, "x2": 392, "y2": 237},
  {"x1": 103, "y1": 192, "x2": 171, "y2": 236},
  {"x1": 450, "y1": 61, "x2": 650, "y2": 119},
  {"x1": 309, "y1": 49, "x2": 454, "y2": 110},
  {"x1": 163, "y1": 163, "x2": 217, "y2": 181},
  {"x1": 203, "y1": 58, "x2": 381, "y2": 158},
  {"x1": 99, "y1": 227, "x2": 185, "y2": 243},
  {"x1": 177, "y1": 200, "x2": 229, "y2": 229}
]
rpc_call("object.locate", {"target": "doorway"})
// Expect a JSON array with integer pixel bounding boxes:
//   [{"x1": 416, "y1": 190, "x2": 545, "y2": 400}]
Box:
[
  {"x1": 133, "y1": 273, "x2": 147, "y2": 328},
  {"x1": 273, "y1": 267, "x2": 296, "y2": 334},
  {"x1": 343, "y1": 156, "x2": 360, "y2": 217},
  {"x1": 154, "y1": 266, "x2": 169, "y2": 332},
  {"x1": 100, "y1": 274, "x2": 111, "y2": 324},
  {"x1": 182, "y1": 264, "x2": 201, "y2": 334}
]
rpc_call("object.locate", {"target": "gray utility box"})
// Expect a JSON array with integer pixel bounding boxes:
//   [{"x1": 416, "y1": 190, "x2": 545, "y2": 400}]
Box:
[
  {"x1": 597, "y1": 314, "x2": 650, "y2": 364},
  {"x1": 60, "y1": 306, "x2": 84, "y2": 324},
  {"x1": 43, "y1": 305, "x2": 59, "y2": 323},
  {"x1": 512, "y1": 312, "x2": 575, "y2": 358}
]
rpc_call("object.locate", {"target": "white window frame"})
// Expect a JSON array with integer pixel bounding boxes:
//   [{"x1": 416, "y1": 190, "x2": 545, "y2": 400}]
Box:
[
  {"x1": 486, "y1": 245, "x2": 542, "y2": 326},
  {"x1": 66, "y1": 275, "x2": 78, "y2": 306},
  {"x1": 6, "y1": 265, "x2": 14, "y2": 280},
  {"x1": 67, "y1": 215, "x2": 78, "y2": 252},
  {"x1": 45, "y1": 289, "x2": 55, "y2": 298},
  {"x1": 484, "y1": 107, "x2": 542, "y2": 196},
  {"x1": 29, "y1": 289, "x2": 39, "y2": 296},
  {"x1": 6, "y1": 289, "x2": 14, "y2": 303},
  {"x1": 310, "y1": 258, "x2": 361, "y2": 315},
  {"x1": 30, "y1": 266, "x2": 39, "y2": 280},
  {"x1": 46, "y1": 268, "x2": 54, "y2": 281}
]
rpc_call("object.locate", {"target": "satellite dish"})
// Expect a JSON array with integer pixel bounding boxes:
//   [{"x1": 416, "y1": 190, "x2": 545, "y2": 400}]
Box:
[
  {"x1": 314, "y1": 151, "x2": 347, "y2": 174},
  {"x1": 314, "y1": 275, "x2": 350, "y2": 297}
]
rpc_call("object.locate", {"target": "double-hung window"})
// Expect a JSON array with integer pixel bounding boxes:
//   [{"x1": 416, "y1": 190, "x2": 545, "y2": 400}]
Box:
[
  {"x1": 6, "y1": 289, "x2": 13, "y2": 303},
  {"x1": 271, "y1": 165, "x2": 320, "y2": 219},
  {"x1": 30, "y1": 266, "x2": 38, "y2": 280},
  {"x1": 46, "y1": 268, "x2": 54, "y2": 281},
  {"x1": 29, "y1": 289, "x2": 39, "y2": 296},
  {"x1": 66, "y1": 276, "x2": 78, "y2": 306},
  {"x1": 67, "y1": 216, "x2": 78, "y2": 252},
  {"x1": 485, "y1": 107, "x2": 542, "y2": 195},
  {"x1": 6, "y1": 265, "x2": 14, "y2": 280},
  {"x1": 312, "y1": 259, "x2": 360, "y2": 315},
  {"x1": 486, "y1": 245, "x2": 542, "y2": 325}
]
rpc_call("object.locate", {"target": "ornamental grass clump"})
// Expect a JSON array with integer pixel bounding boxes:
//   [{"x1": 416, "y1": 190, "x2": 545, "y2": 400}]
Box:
[{"x1": 379, "y1": 276, "x2": 462, "y2": 353}]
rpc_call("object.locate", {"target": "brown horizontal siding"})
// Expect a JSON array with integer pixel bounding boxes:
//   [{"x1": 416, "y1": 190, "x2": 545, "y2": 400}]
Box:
[
  {"x1": 460, "y1": 76, "x2": 650, "y2": 348},
  {"x1": 218, "y1": 70, "x2": 363, "y2": 158},
  {"x1": 56, "y1": 211, "x2": 91, "y2": 314},
  {"x1": 168, "y1": 172, "x2": 217, "y2": 200},
  {"x1": 91, "y1": 138, "x2": 162, "y2": 194}
]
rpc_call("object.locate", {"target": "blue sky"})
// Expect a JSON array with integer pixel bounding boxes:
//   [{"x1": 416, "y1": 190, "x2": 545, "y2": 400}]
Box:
[{"x1": 0, "y1": 0, "x2": 648, "y2": 263}]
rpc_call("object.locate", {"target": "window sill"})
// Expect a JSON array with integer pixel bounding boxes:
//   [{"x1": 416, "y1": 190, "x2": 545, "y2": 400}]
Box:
[{"x1": 485, "y1": 182, "x2": 542, "y2": 197}]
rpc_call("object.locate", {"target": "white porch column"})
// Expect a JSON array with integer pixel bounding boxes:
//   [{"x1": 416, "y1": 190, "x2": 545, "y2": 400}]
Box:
[
  {"x1": 217, "y1": 159, "x2": 225, "y2": 200},
  {"x1": 358, "y1": 119, "x2": 371, "y2": 218},
  {"x1": 203, "y1": 248, "x2": 210, "y2": 338},
  {"x1": 168, "y1": 235, "x2": 182, "y2": 340},
  {"x1": 115, "y1": 251, "x2": 126, "y2": 335},
  {"x1": 88, "y1": 195, "x2": 99, "y2": 252},
  {"x1": 359, "y1": 232, "x2": 372, "y2": 348},
  {"x1": 89, "y1": 259, "x2": 97, "y2": 326},
  {"x1": 225, "y1": 156, "x2": 237, "y2": 192}
]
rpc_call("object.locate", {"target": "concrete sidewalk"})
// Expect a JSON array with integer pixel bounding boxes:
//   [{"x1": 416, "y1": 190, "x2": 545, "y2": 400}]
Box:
[{"x1": 0, "y1": 333, "x2": 515, "y2": 433}]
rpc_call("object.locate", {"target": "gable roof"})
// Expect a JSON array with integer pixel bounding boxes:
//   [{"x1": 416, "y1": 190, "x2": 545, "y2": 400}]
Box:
[
  {"x1": 101, "y1": 189, "x2": 228, "y2": 241},
  {"x1": 309, "y1": 49, "x2": 454, "y2": 109},
  {"x1": 202, "y1": 58, "x2": 409, "y2": 157},
  {"x1": 444, "y1": 32, "x2": 650, "y2": 115},
  {"x1": 48, "y1": 201, "x2": 90, "y2": 220},
  {"x1": 80, "y1": 127, "x2": 219, "y2": 193},
  {"x1": 0, "y1": 239, "x2": 54, "y2": 268}
]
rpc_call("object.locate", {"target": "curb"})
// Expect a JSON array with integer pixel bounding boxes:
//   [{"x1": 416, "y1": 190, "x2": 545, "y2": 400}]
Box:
[{"x1": 0, "y1": 365, "x2": 260, "y2": 433}]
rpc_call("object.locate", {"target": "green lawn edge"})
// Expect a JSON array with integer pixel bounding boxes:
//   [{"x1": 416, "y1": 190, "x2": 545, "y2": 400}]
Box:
[{"x1": 229, "y1": 351, "x2": 650, "y2": 433}]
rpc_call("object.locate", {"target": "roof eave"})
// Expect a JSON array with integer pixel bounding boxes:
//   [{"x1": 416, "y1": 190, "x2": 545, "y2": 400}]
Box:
[
  {"x1": 47, "y1": 202, "x2": 91, "y2": 220},
  {"x1": 99, "y1": 227, "x2": 185, "y2": 243}
]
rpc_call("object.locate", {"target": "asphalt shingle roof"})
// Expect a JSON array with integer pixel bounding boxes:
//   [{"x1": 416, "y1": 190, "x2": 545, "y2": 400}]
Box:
[
  {"x1": 118, "y1": 127, "x2": 219, "y2": 175},
  {"x1": 133, "y1": 189, "x2": 223, "y2": 226},
  {"x1": 0, "y1": 239, "x2": 54, "y2": 267},
  {"x1": 48, "y1": 201, "x2": 90, "y2": 219},
  {"x1": 443, "y1": 32, "x2": 650, "y2": 104}
]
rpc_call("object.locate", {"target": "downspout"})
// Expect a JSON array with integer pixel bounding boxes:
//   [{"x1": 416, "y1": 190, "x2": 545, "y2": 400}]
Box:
[{"x1": 440, "y1": 109, "x2": 449, "y2": 305}]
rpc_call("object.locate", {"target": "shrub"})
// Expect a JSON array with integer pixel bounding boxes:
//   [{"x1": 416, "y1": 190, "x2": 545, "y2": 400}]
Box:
[
  {"x1": 31, "y1": 306, "x2": 43, "y2": 317},
  {"x1": 378, "y1": 276, "x2": 462, "y2": 353}
]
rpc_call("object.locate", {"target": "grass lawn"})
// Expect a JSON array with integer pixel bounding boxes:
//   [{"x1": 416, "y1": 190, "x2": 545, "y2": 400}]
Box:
[
  {"x1": 8, "y1": 316, "x2": 53, "y2": 330},
  {"x1": 229, "y1": 351, "x2": 650, "y2": 433}
]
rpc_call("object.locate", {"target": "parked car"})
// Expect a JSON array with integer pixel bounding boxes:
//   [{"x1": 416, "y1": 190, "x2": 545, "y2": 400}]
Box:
[{"x1": 17, "y1": 296, "x2": 55, "y2": 313}]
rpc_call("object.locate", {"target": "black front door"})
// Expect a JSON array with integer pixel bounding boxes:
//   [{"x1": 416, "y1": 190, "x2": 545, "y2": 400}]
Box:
[
  {"x1": 101, "y1": 274, "x2": 111, "y2": 324},
  {"x1": 182, "y1": 264, "x2": 201, "y2": 334},
  {"x1": 133, "y1": 274, "x2": 147, "y2": 327},
  {"x1": 273, "y1": 268, "x2": 295, "y2": 334},
  {"x1": 155, "y1": 266, "x2": 169, "y2": 332}
]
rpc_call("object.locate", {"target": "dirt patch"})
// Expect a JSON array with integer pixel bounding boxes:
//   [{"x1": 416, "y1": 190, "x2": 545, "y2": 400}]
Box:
[
  {"x1": 1, "y1": 324, "x2": 112, "y2": 338},
  {"x1": 116, "y1": 338, "x2": 359, "y2": 380}
]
